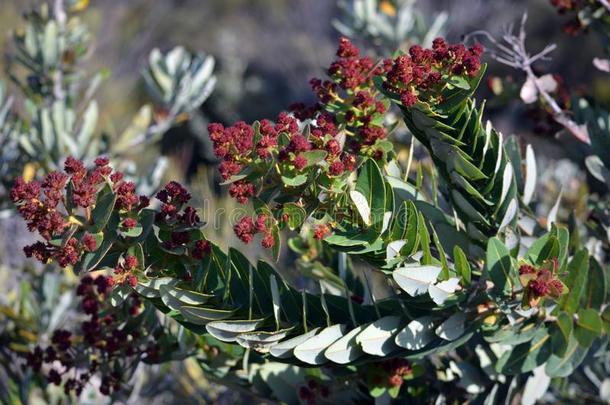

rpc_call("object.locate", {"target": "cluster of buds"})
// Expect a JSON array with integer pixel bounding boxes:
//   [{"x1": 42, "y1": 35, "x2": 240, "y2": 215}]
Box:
[
  {"x1": 26, "y1": 275, "x2": 167, "y2": 396},
  {"x1": 234, "y1": 213, "x2": 276, "y2": 248},
  {"x1": 519, "y1": 259, "x2": 568, "y2": 307},
  {"x1": 308, "y1": 37, "x2": 390, "y2": 161},
  {"x1": 11, "y1": 157, "x2": 148, "y2": 268},
  {"x1": 549, "y1": 0, "x2": 602, "y2": 35},
  {"x1": 367, "y1": 358, "x2": 413, "y2": 390},
  {"x1": 297, "y1": 379, "x2": 331, "y2": 405},
  {"x1": 383, "y1": 38, "x2": 483, "y2": 107},
  {"x1": 12, "y1": 157, "x2": 212, "y2": 280},
  {"x1": 207, "y1": 37, "x2": 482, "y2": 249},
  {"x1": 154, "y1": 181, "x2": 212, "y2": 272},
  {"x1": 113, "y1": 255, "x2": 139, "y2": 287}
]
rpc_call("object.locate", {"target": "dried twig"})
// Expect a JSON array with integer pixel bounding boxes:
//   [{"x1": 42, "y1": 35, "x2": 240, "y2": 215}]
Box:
[{"x1": 466, "y1": 13, "x2": 590, "y2": 144}]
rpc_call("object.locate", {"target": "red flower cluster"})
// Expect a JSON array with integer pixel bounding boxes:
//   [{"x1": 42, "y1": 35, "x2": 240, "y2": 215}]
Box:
[
  {"x1": 298, "y1": 379, "x2": 331, "y2": 405},
  {"x1": 384, "y1": 38, "x2": 483, "y2": 107},
  {"x1": 309, "y1": 38, "x2": 389, "y2": 162},
  {"x1": 11, "y1": 157, "x2": 151, "y2": 268},
  {"x1": 519, "y1": 260, "x2": 566, "y2": 306},
  {"x1": 368, "y1": 358, "x2": 413, "y2": 390},
  {"x1": 113, "y1": 255, "x2": 139, "y2": 287},
  {"x1": 26, "y1": 275, "x2": 165, "y2": 397},
  {"x1": 328, "y1": 37, "x2": 376, "y2": 90},
  {"x1": 234, "y1": 213, "x2": 276, "y2": 248},
  {"x1": 11, "y1": 175, "x2": 66, "y2": 241},
  {"x1": 207, "y1": 37, "x2": 481, "y2": 249},
  {"x1": 313, "y1": 224, "x2": 331, "y2": 240},
  {"x1": 191, "y1": 239, "x2": 211, "y2": 259},
  {"x1": 154, "y1": 182, "x2": 211, "y2": 261}
]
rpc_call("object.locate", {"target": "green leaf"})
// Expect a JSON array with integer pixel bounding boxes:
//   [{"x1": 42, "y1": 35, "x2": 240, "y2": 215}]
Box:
[
  {"x1": 525, "y1": 232, "x2": 552, "y2": 265},
  {"x1": 388, "y1": 384, "x2": 401, "y2": 398},
  {"x1": 179, "y1": 306, "x2": 236, "y2": 324},
  {"x1": 119, "y1": 222, "x2": 143, "y2": 238},
  {"x1": 603, "y1": 306, "x2": 610, "y2": 335},
  {"x1": 135, "y1": 277, "x2": 177, "y2": 298},
  {"x1": 324, "y1": 227, "x2": 377, "y2": 248},
  {"x1": 395, "y1": 316, "x2": 437, "y2": 350},
  {"x1": 281, "y1": 203, "x2": 306, "y2": 230},
  {"x1": 582, "y1": 257, "x2": 607, "y2": 310},
  {"x1": 300, "y1": 150, "x2": 327, "y2": 167},
  {"x1": 73, "y1": 233, "x2": 115, "y2": 274},
  {"x1": 389, "y1": 201, "x2": 419, "y2": 256},
  {"x1": 448, "y1": 75, "x2": 471, "y2": 90},
  {"x1": 293, "y1": 324, "x2": 345, "y2": 365},
  {"x1": 281, "y1": 173, "x2": 308, "y2": 187},
  {"x1": 485, "y1": 237, "x2": 515, "y2": 296},
  {"x1": 354, "y1": 159, "x2": 386, "y2": 231},
  {"x1": 110, "y1": 284, "x2": 131, "y2": 307},
  {"x1": 495, "y1": 328, "x2": 551, "y2": 375},
  {"x1": 89, "y1": 186, "x2": 117, "y2": 233},
  {"x1": 535, "y1": 236, "x2": 560, "y2": 265},
  {"x1": 205, "y1": 318, "x2": 267, "y2": 342},
  {"x1": 160, "y1": 285, "x2": 214, "y2": 306},
  {"x1": 558, "y1": 250, "x2": 590, "y2": 315},
  {"x1": 550, "y1": 312, "x2": 572, "y2": 357},
  {"x1": 574, "y1": 308, "x2": 602, "y2": 348},
  {"x1": 323, "y1": 325, "x2": 364, "y2": 364},
  {"x1": 431, "y1": 226, "x2": 449, "y2": 280},
  {"x1": 453, "y1": 246, "x2": 471, "y2": 285},
  {"x1": 435, "y1": 313, "x2": 466, "y2": 341},
  {"x1": 545, "y1": 335, "x2": 588, "y2": 378},
  {"x1": 271, "y1": 222, "x2": 281, "y2": 262},
  {"x1": 417, "y1": 212, "x2": 433, "y2": 264},
  {"x1": 356, "y1": 316, "x2": 402, "y2": 356},
  {"x1": 369, "y1": 386, "x2": 386, "y2": 398},
  {"x1": 236, "y1": 328, "x2": 294, "y2": 352},
  {"x1": 269, "y1": 328, "x2": 320, "y2": 359}
]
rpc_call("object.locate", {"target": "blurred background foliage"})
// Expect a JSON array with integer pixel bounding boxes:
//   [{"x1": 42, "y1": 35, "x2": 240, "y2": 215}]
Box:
[{"x1": 1, "y1": 0, "x2": 610, "y2": 403}]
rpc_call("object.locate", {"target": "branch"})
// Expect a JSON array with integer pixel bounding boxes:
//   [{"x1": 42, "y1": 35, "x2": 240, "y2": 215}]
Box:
[
  {"x1": 523, "y1": 65, "x2": 589, "y2": 144},
  {"x1": 466, "y1": 13, "x2": 590, "y2": 144}
]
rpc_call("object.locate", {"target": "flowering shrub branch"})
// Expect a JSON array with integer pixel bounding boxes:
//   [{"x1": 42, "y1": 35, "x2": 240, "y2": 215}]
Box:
[{"x1": 11, "y1": 35, "x2": 609, "y2": 402}]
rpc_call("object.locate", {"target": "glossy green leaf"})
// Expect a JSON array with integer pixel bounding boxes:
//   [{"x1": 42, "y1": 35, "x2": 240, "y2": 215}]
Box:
[
  {"x1": 485, "y1": 237, "x2": 514, "y2": 296},
  {"x1": 281, "y1": 203, "x2": 306, "y2": 230},
  {"x1": 293, "y1": 324, "x2": 345, "y2": 365},
  {"x1": 453, "y1": 245, "x2": 471, "y2": 285},
  {"x1": 324, "y1": 325, "x2": 364, "y2": 364},
  {"x1": 574, "y1": 308, "x2": 602, "y2": 348},
  {"x1": 495, "y1": 328, "x2": 551, "y2": 375},
  {"x1": 179, "y1": 306, "x2": 236, "y2": 324},
  {"x1": 356, "y1": 316, "x2": 401, "y2": 356},
  {"x1": 582, "y1": 257, "x2": 607, "y2": 310},
  {"x1": 89, "y1": 186, "x2": 117, "y2": 233},
  {"x1": 558, "y1": 250, "x2": 589, "y2": 315},
  {"x1": 205, "y1": 318, "x2": 267, "y2": 342},
  {"x1": 269, "y1": 328, "x2": 320, "y2": 359}
]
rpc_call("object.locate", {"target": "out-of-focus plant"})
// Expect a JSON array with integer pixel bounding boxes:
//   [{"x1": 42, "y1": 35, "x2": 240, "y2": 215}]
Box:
[
  {"x1": 12, "y1": 30, "x2": 609, "y2": 404},
  {"x1": 0, "y1": 0, "x2": 216, "y2": 212},
  {"x1": 0, "y1": 0, "x2": 217, "y2": 402},
  {"x1": 550, "y1": 0, "x2": 610, "y2": 50},
  {"x1": 334, "y1": 0, "x2": 448, "y2": 53}
]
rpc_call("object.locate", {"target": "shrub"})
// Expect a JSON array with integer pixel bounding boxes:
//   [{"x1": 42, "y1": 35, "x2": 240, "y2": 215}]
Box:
[{"x1": 3, "y1": 0, "x2": 610, "y2": 403}]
